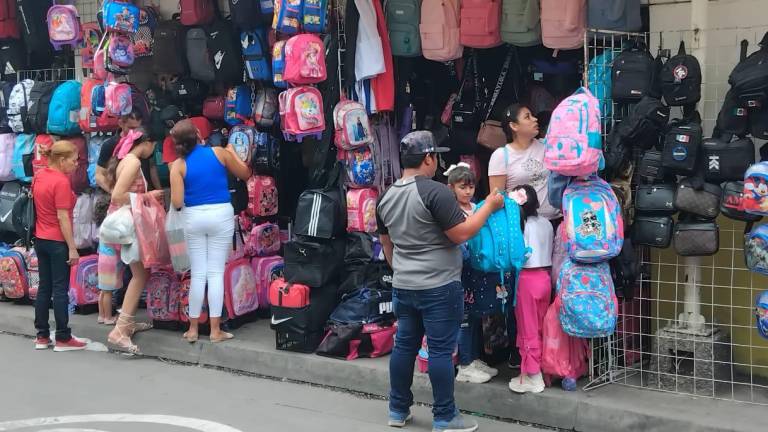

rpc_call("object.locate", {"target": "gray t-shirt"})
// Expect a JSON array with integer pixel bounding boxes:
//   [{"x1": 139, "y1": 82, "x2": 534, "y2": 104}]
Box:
[{"x1": 376, "y1": 176, "x2": 466, "y2": 290}]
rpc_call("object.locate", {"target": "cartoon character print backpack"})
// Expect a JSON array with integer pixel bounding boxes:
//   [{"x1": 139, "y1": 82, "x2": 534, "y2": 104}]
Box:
[
  {"x1": 743, "y1": 162, "x2": 768, "y2": 216},
  {"x1": 69, "y1": 254, "x2": 99, "y2": 306},
  {"x1": 302, "y1": 0, "x2": 328, "y2": 33},
  {"x1": 274, "y1": 0, "x2": 302, "y2": 35},
  {"x1": 47, "y1": 4, "x2": 82, "y2": 50},
  {"x1": 346, "y1": 188, "x2": 378, "y2": 233},
  {"x1": 251, "y1": 256, "x2": 284, "y2": 309},
  {"x1": 345, "y1": 147, "x2": 376, "y2": 187},
  {"x1": 334, "y1": 100, "x2": 373, "y2": 150},
  {"x1": 557, "y1": 259, "x2": 618, "y2": 338},
  {"x1": 0, "y1": 249, "x2": 28, "y2": 299},
  {"x1": 131, "y1": 7, "x2": 159, "y2": 58},
  {"x1": 105, "y1": 83, "x2": 132, "y2": 117},
  {"x1": 146, "y1": 269, "x2": 181, "y2": 324},
  {"x1": 225, "y1": 85, "x2": 253, "y2": 126},
  {"x1": 247, "y1": 175, "x2": 278, "y2": 217},
  {"x1": 224, "y1": 258, "x2": 259, "y2": 318},
  {"x1": 228, "y1": 125, "x2": 256, "y2": 164},
  {"x1": 279, "y1": 86, "x2": 325, "y2": 142},
  {"x1": 544, "y1": 87, "x2": 603, "y2": 177},
  {"x1": 245, "y1": 222, "x2": 281, "y2": 257},
  {"x1": 102, "y1": 0, "x2": 140, "y2": 34},
  {"x1": 562, "y1": 175, "x2": 623, "y2": 263},
  {"x1": 272, "y1": 40, "x2": 288, "y2": 89},
  {"x1": 283, "y1": 34, "x2": 327, "y2": 85},
  {"x1": 745, "y1": 224, "x2": 768, "y2": 275}
]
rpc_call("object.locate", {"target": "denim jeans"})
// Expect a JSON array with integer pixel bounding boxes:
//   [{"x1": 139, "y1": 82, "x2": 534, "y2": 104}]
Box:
[
  {"x1": 389, "y1": 281, "x2": 463, "y2": 423},
  {"x1": 34, "y1": 239, "x2": 72, "y2": 341},
  {"x1": 458, "y1": 312, "x2": 481, "y2": 366}
]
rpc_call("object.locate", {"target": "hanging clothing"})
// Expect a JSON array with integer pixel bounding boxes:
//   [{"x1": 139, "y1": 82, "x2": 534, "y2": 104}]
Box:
[
  {"x1": 344, "y1": 0, "x2": 360, "y2": 89},
  {"x1": 370, "y1": 0, "x2": 394, "y2": 112},
  {"x1": 354, "y1": 0, "x2": 385, "y2": 81}
]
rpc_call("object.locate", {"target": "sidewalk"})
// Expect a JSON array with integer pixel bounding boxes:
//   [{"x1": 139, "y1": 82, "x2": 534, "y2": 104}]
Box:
[{"x1": 0, "y1": 301, "x2": 759, "y2": 432}]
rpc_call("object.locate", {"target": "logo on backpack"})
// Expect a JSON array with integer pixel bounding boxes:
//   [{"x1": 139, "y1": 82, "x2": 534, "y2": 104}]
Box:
[
  {"x1": 215, "y1": 50, "x2": 225, "y2": 69},
  {"x1": 709, "y1": 155, "x2": 720, "y2": 171},
  {"x1": 672, "y1": 145, "x2": 688, "y2": 161},
  {"x1": 673, "y1": 65, "x2": 688, "y2": 81}
]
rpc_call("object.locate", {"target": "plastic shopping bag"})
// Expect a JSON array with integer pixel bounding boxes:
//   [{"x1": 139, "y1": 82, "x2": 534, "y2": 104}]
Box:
[
  {"x1": 98, "y1": 205, "x2": 135, "y2": 245},
  {"x1": 541, "y1": 295, "x2": 589, "y2": 379},
  {"x1": 165, "y1": 207, "x2": 190, "y2": 272},
  {"x1": 131, "y1": 193, "x2": 171, "y2": 268}
]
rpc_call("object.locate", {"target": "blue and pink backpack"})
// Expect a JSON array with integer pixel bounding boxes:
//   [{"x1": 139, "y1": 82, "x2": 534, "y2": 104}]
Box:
[
  {"x1": 544, "y1": 87, "x2": 603, "y2": 177},
  {"x1": 557, "y1": 259, "x2": 618, "y2": 338},
  {"x1": 229, "y1": 125, "x2": 256, "y2": 164},
  {"x1": 562, "y1": 175, "x2": 623, "y2": 263}
]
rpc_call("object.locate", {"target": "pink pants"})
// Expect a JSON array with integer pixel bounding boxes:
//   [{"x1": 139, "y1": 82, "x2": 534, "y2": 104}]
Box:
[{"x1": 515, "y1": 268, "x2": 552, "y2": 375}]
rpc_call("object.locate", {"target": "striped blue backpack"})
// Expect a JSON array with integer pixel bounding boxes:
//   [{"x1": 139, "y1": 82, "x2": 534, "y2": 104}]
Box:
[
  {"x1": 467, "y1": 195, "x2": 529, "y2": 279},
  {"x1": 557, "y1": 259, "x2": 618, "y2": 338}
]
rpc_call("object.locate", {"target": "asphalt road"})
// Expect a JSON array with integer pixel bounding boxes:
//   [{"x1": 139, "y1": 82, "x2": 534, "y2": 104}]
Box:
[{"x1": 0, "y1": 333, "x2": 547, "y2": 432}]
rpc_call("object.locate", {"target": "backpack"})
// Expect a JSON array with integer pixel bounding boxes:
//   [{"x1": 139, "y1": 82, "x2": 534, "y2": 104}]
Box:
[
  {"x1": 743, "y1": 162, "x2": 768, "y2": 216},
  {"x1": 345, "y1": 147, "x2": 376, "y2": 187},
  {"x1": 543, "y1": 87, "x2": 602, "y2": 177},
  {"x1": 385, "y1": 0, "x2": 421, "y2": 57},
  {"x1": 0, "y1": 40, "x2": 24, "y2": 79},
  {"x1": 346, "y1": 188, "x2": 378, "y2": 233},
  {"x1": 253, "y1": 86, "x2": 278, "y2": 128},
  {"x1": 251, "y1": 255, "x2": 285, "y2": 309},
  {"x1": 728, "y1": 35, "x2": 768, "y2": 108},
  {"x1": 230, "y1": 0, "x2": 261, "y2": 30},
  {"x1": 541, "y1": 294, "x2": 589, "y2": 379},
  {"x1": 80, "y1": 22, "x2": 102, "y2": 69},
  {"x1": 721, "y1": 181, "x2": 762, "y2": 222},
  {"x1": 152, "y1": 20, "x2": 186, "y2": 75},
  {"x1": 419, "y1": 0, "x2": 462, "y2": 62},
  {"x1": 661, "y1": 113, "x2": 702, "y2": 176},
  {"x1": 302, "y1": 0, "x2": 328, "y2": 33},
  {"x1": 460, "y1": 0, "x2": 501, "y2": 49},
  {"x1": 67, "y1": 136, "x2": 88, "y2": 194},
  {"x1": 466, "y1": 195, "x2": 528, "y2": 275},
  {"x1": 73, "y1": 193, "x2": 95, "y2": 249},
  {"x1": 252, "y1": 131, "x2": 279, "y2": 174},
  {"x1": 179, "y1": 272, "x2": 209, "y2": 325},
  {"x1": 0, "y1": 249, "x2": 28, "y2": 299},
  {"x1": 102, "y1": 0, "x2": 140, "y2": 33},
  {"x1": 540, "y1": 0, "x2": 586, "y2": 50},
  {"x1": 180, "y1": 0, "x2": 215, "y2": 26},
  {"x1": 186, "y1": 27, "x2": 215, "y2": 82},
  {"x1": 0, "y1": 0, "x2": 18, "y2": 40},
  {"x1": 46, "y1": 80, "x2": 82, "y2": 136},
  {"x1": 660, "y1": 41, "x2": 702, "y2": 106},
  {"x1": 557, "y1": 259, "x2": 618, "y2": 338},
  {"x1": 500, "y1": 0, "x2": 540, "y2": 47},
  {"x1": 79, "y1": 78, "x2": 118, "y2": 133},
  {"x1": 105, "y1": 83, "x2": 132, "y2": 117},
  {"x1": 612, "y1": 41, "x2": 656, "y2": 102},
  {"x1": 131, "y1": 7, "x2": 159, "y2": 58},
  {"x1": 245, "y1": 222, "x2": 280, "y2": 257},
  {"x1": 615, "y1": 96, "x2": 669, "y2": 150},
  {"x1": 7, "y1": 79, "x2": 33, "y2": 133},
  {"x1": 16, "y1": 0, "x2": 51, "y2": 55},
  {"x1": 334, "y1": 100, "x2": 373, "y2": 150},
  {"x1": 11, "y1": 133, "x2": 34, "y2": 182},
  {"x1": 47, "y1": 4, "x2": 81, "y2": 50},
  {"x1": 588, "y1": 50, "x2": 615, "y2": 118},
  {"x1": 746, "y1": 224, "x2": 768, "y2": 275},
  {"x1": 225, "y1": 85, "x2": 253, "y2": 126},
  {"x1": 206, "y1": 19, "x2": 244, "y2": 84},
  {"x1": 587, "y1": 0, "x2": 641, "y2": 31},
  {"x1": 283, "y1": 34, "x2": 327, "y2": 85},
  {"x1": 274, "y1": 0, "x2": 302, "y2": 35},
  {"x1": 15, "y1": 247, "x2": 37, "y2": 299},
  {"x1": 26, "y1": 81, "x2": 59, "y2": 134},
  {"x1": 609, "y1": 237, "x2": 639, "y2": 299},
  {"x1": 0, "y1": 80, "x2": 14, "y2": 132},
  {"x1": 69, "y1": 254, "x2": 99, "y2": 306},
  {"x1": 224, "y1": 258, "x2": 259, "y2": 317},
  {"x1": 272, "y1": 40, "x2": 288, "y2": 88},
  {"x1": 246, "y1": 175, "x2": 278, "y2": 217},
  {"x1": 279, "y1": 86, "x2": 325, "y2": 142},
  {"x1": 31, "y1": 134, "x2": 53, "y2": 177},
  {"x1": 0, "y1": 133, "x2": 15, "y2": 181},
  {"x1": 106, "y1": 33, "x2": 135, "y2": 73},
  {"x1": 146, "y1": 269, "x2": 181, "y2": 323},
  {"x1": 562, "y1": 176, "x2": 623, "y2": 263},
  {"x1": 228, "y1": 125, "x2": 256, "y2": 163},
  {"x1": 241, "y1": 30, "x2": 272, "y2": 81}
]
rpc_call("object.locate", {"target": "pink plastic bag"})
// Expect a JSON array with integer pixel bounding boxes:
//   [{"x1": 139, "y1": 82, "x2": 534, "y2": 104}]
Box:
[
  {"x1": 541, "y1": 295, "x2": 589, "y2": 379},
  {"x1": 132, "y1": 193, "x2": 171, "y2": 268}
]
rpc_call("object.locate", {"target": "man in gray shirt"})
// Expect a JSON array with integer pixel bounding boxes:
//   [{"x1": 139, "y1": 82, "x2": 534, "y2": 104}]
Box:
[{"x1": 377, "y1": 131, "x2": 503, "y2": 432}]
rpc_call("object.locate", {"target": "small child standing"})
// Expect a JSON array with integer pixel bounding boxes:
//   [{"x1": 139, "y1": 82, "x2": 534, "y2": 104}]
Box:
[
  {"x1": 508, "y1": 184, "x2": 554, "y2": 394},
  {"x1": 446, "y1": 163, "x2": 500, "y2": 384}
]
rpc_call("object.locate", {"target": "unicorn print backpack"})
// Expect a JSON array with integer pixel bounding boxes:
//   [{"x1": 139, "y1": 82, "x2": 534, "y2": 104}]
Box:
[
  {"x1": 544, "y1": 87, "x2": 602, "y2": 176},
  {"x1": 562, "y1": 175, "x2": 623, "y2": 263}
]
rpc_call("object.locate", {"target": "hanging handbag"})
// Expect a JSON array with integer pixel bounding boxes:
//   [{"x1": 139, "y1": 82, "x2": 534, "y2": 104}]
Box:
[
  {"x1": 631, "y1": 215, "x2": 673, "y2": 248},
  {"x1": 477, "y1": 47, "x2": 516, "y2": 150},
  {"x1": 450, "y1": 53, "x2": 481, "y2": 130},
  {"x1": 721, "y1": 181, "x2": 762, "y2": 222},
  {"x1": 635, "y1": 183, "x2": 677, "y2": 216},
  {"x1": 673, "y1": 220, "x2": 719, "y2": 256},
  {"x1": 673, "y1": 178, "x2": 722, "y2": 219}
]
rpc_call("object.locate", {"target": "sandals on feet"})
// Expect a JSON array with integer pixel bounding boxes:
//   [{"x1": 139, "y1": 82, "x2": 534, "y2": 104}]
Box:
[
  {"x1": 182, "y1": 331, "x2": 198, "y2": 343},
  {"x1": 107, "y1": 314, "x2": 139, "y2": 355},
  {"x1": 103, "y1": 317, "x2": 117, "y2": 326},
  {"x1": 210, "y1": 332, "x2": 234, "y2": 343}
]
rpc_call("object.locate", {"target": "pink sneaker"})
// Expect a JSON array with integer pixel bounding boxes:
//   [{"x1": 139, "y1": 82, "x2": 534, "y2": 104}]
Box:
[
  {"x1": 53, "y1": 337, "x2": 88, "y2": 352},
  {"x1": 34, "y1": 336, "x2": 52, "y2": 350}
]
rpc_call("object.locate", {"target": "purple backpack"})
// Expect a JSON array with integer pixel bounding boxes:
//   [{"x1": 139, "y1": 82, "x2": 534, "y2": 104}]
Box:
[{"x1": 544, "y1": 87, "x2": 603, "y2": 176}]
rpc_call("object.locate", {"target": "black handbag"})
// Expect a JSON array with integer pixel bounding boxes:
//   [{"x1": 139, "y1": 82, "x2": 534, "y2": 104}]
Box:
[
  {"x1": 721, "y1": 181, "x2": 763, "y2": 222},
  {"x1": 637, "y1": 150, "x2": 667, "y2": 183},
  {"x1": 673, "y1": 220, "x2": 719, "y2": 256},
  {"x1": 701, "y1": 136, "x2": 755, "y2": 183},
  {"x1": 661, "y1": 113, "x2": 702, "y2": 176},
  {"x1": 674, "y1": 179, "x2": 721, "y2": 219},
  {"x1": 284, "y1": 237, "x2": 345, "y2": 287},
  {"x1": 616, "y1": 96, "x2": 669, "y2": 150},
  {"x1": 632, "y1": 215, "x2": 673, "y2": 248},
  {"x1": 635, "y1": 183, "x2": 677, "y2": 215}
]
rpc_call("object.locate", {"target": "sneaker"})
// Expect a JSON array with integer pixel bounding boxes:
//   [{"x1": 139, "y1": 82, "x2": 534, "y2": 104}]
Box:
[
  {"x1": 470, "y1": 360, "x2": 498, "y2": 377},
  {"x1": 432, "y1": 414, "x2": 479, "y2": 432},
  {"x1": 456, "y1": 364, "x2": 492, "y2": 384},
  {"x1": 53, "y1": 337, "x2": 88, "y2": 352},
  {"x1": 508, "y1": 372, "x2": 545, "y2": 394},
  {"x1": 34, "y1": 336, "x2": 52, "y2": 350},
  {"x1": 388, "y1": 411, "x2": 412, "y2": 428}
]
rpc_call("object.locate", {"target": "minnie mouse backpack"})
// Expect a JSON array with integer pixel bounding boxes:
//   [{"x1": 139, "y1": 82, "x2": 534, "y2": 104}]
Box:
[{"x1": 47, "y1": 5, "x2": 82, "y2": 50}]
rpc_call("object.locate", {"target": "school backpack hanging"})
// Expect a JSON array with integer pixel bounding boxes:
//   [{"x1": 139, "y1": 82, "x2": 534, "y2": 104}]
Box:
[
  {"x1": 106, "y1": 34, "x2": 135, "y2": 74},
  {"x1": 224, "y1": 258, "x2": 260, "y2": 318},
  {"x1": 540, "y1": 0, "x2": 586, "y2": 50},
  {"x1": 279, "y1": 86, "x2": 325, "y2": 142},
  {"x1": 272, "y1": 40, "x2": 288, "y2": 88},
  {"x1": 661, "y1": 41, "x2": 702, "y2": 106},
  {"x1": 187, "y1": 27, "x2": 215, "y2": 82},
  {"x1": 203, "y1": 96, "x2": 225, "y2": 120},
  {"x1": 47, "y1": 4, "x2": 81, "y2": 50},
  {"x1": 544, "y1": 87, "x2": 602, "y2": 177},
  {"x1": 460, "y1": 0, "x2": 501, "y2": 49},
  {"x1": 247, "y1": 175, "x2": 278, "y2": 217},
  {"x1": 420, "y1": 0, "x2": 462, "y2": 62},
  {"x1": 7, "y1": 79, "x2": 33, "y2": 133},
  {"x1": 80, "y1": 78, "x2": 118, "y2": 133},
  {"x1": 152, "y1": 19, "x2": 186, "y2": 75},
  {"x1": 225, "y1": 85, "x2": 253, "y2": 126},
  {"x1": 587, "y1": 0, "x2": 641, "y2": 32},
  {"x1": 588, "y1": 49, "x2": 615, "y2": 119},
  {"x1": 385, "y1": 0, "x2": 421, "y2": 57},
  {"x1": 253, "y1": 86, "x2": 278, "y2": 129},
  {"x1": 500, "y1": 0, "x2": 540, "y2": 47},
  {"x1": 105, "y1": 83, "x2": 132, "y2": 117},
  {"x1": 346, "y1": 188, "x2": 378, "y2": 233},
  {"x1": 661, "y1": 113, "x2": 702, "y2": 176},
  {"x1": 721, "y1": 181, "x2": 762, "y2": 222},
  {"x1": 69, "y1": 254, "x2": 99, "y2": 306},
  {"x1": 345, "y1": 147, "x2": 376, "y2": 187},
  {"x1": 11, "y1": 134, "x2": 33, "y2": 183},
  {"x1": 0, "y1": 133, "x2": 15, "y2": 181},
  {"x1": 26, "y1": 81, "x2": 59, "y2": 134},
  {"x1": 274, "y1": 0, "x2": 302, "y2": 35},
  {"x1": 252, "y1": 132, "x2": 279, "y2": 174},
  {"x1": 612, "y1": 41, "x2": 656, "y2": 102},
  {"x1": 31, "y1": 134, "x2": 54, "y2": 176},
  {"x1": 206, "y1": 19, "x2": 245, "y2": 85},
  {"x1": 131, "y1": 7, "x2": 159, "y2": 58},
  {"x1": 743, "y1": 162, "x2": 768, "y2": 216},
  {"x1": 80, "y1": 22, "x2": 102, "y2": 69},
  {"x1": 557, "y1": 260, "x2": 618, "y2": 338},
  {"x1": 466, "y1": 195, "x2": 528, "y2": 275},
  {"x1": 0, "y1": 80, "x2": 13, "y2": 133},
  {"x1": 251, "y1": 256, "x2": 284, "y2": 309},
  {"x1": 562, "y1": 176, "x2": 623, "y2": 263},
  {"x1": 0, "y1": 0, "x2": 18, "y2": 40},
  {"x1": 102, "y1": 0, "x2": 140, "y2": 33},
  {"x1": 242, "y1": 30, "x2": 272, "y2": 81},
  {"x1": 47, "y1": 80, "x2": 81, "y2": 136},
  {"x1": 228, "y1": 125, "x2": 256, "y2": 163},
  {"x1": 283, "y1": 34, "x2": 327, "y2": 85},
  {"x1": 302, "y1": 0, "x2": 327, "y2": 33},
  {"x1": 146, "y1": 269, "x2": 181, "y2": 324},
  {"x1": 745, "y1": 224, "x2": 768, "y2": 275},
  {"x1": 334, "y1": 100, "x2": 373, "y2": 150},
  {"x1": 728, "y1": 34, "x2": 768, "y2": 108},
  {"x1": 180, "y1": 0, "x2": 215, "y2": 26},
  {"x1": 245, "y1": 222, "x2": 281, "y2": 257},
  {"x1": 229, "y1": 0, "x2": 261, "y2": 30}
]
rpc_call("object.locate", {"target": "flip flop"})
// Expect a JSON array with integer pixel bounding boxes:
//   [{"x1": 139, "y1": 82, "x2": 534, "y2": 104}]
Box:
[
  {"x1": 182, "y1": 331, "x2": 198, "y2": 343},
  {"x1": 210, "y1": 332, "x2": 234, "y2": 343}
]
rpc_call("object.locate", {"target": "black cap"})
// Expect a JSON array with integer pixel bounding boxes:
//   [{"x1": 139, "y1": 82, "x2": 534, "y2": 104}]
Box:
[{"x1": 399, "y1": 131, "x2": 450, "y2": 156}]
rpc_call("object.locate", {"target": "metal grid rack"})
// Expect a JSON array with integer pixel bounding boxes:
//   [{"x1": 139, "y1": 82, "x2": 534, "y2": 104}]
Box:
[
  {"x1": 17, "y1": 68, "x2": 77, "y2": 82},
  {"x1": 584, "y1": 25, "x2": 768, "y2": 405}
]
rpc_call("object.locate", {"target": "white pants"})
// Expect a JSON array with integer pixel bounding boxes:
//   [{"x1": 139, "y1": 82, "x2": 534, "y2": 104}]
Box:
[{"x1": 183, "y1": 203, "x2": 234, "y2": 319}]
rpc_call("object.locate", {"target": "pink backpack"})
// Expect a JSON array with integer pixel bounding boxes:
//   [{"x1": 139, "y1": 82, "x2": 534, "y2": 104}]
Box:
[
  {"x1": 279, "y1": 86, "x2": 325, "y2": 142},
  {"x1": 544, "y1": 87, "x2": 602, "y2": 176},
  {"x1": 419, "y1": 0, "x2": 463, "y2": 62},
  {"x1": 247, "y1": 175, "x2": 279, "y2": 217},
  {"x1": 47, "y1": 5, "x2": 82, "y2": 50},
  {"x1": 108, "y1": 34, "x2": 135, "y2": 69},
  {"x1": 179, "y1": 273, "x2": 209, "y2": 324},
  {"x1": 540, "y1": 0, "x2": 586, "y2": 50},
  {"x1": 0, "y1": 133, "x2": 16, "y2": 181},
  {"x1": 0, "y1": 251, "x2": 28, "y2": 300},
  {"x1": 69, "y1": 254, "x2": 99, "y2": 306},
  {"x1": 460, "y1": 0, "x2": 502, "y2": 49},
  {"x1": 283, "y1": 34, "x2": 327, "y2": 85},
  {"x1": 333, "y1": 100, "x2": 374, "y2": 150},
  {"x1": 93, "y1": 45, "x2": 108, "y2": 80},
  {"x1": 224, "y1": 258, "x2": 259, "y2": 318},
  {"x1": 251, "y1": 256, "x2": 284, "y2": 310},
  {"x1": 105, "y1": 82, "x2": 132, "y2": 117},
  {"x1": 347, "y1": 188, "x2": 378, "y2": 233},
  {"x1": 180, "y1": 0, "x2": 215, "y2": 26},
  {"x1": 146, "y1": 268, "x2": 181, "y2": 323},
  {"x1": 541, "y1": 294, "x2": 589, "y2": 379},
  {"x1": 245, "y1": 222, "x2": 281, "y2": 257}
]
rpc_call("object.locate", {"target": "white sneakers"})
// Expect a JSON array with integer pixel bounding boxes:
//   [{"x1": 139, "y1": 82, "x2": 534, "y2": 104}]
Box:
[
  {"x1": 456, "y1": 360, "x2": 499, "y2": 383},
  {"x1": 508, "y1": 372, "x2": 545, "y2": 394}
]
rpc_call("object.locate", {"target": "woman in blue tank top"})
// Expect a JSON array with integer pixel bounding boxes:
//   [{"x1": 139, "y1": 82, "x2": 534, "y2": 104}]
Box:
[{"x1": 169, "y1": 120, "x2": 251, "y2": 343}]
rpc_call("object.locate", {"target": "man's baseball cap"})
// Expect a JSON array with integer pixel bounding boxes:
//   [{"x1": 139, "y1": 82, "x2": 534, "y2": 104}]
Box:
[{"x1": 399, "y1": 130, "x2": 450, "y2": 156}]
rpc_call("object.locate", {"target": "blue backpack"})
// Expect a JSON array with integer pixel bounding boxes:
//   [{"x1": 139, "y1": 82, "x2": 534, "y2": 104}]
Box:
[
  {"x1": 272, "y1": 40, "x2": 288, "y2": 89},
  {"x1": 562, "y1": 176, "x2": 624, "y2": 263},
  {"x1": 252, "y1": 132, "x2": 279, "y2": 174},
  {"x1": 745, "y1": 224, "x2": 768, "y2": 275},
  {"x1": 588, "y1": 50, "x2": 615, "y2": 118},
  {"x1": 302, "y1": 0, "x2": 328, "y2": 33},
  {"x1": 91, "y1": 84, "x2": 106, "y2": 116},
  {"x1": 12, "y1": 134, "x2": 35, "y2": 183},
  {"x1": 87, "y1": 135, "x2": 110, "y2": 188},
  {"x1": 241, "y1": 30, "x2": 272, "y2": 81},
  {"x1": 329, "y1": 287, "x2": 394, "y2": 325},
  {"x1": 275, "y1": 0, "x2": 303, "y2": 35},
  {"x1": 557, "y1": 259, "x2": 617, "y2": 338},
  {"x1": 102, "y1": 0, "x2": 140, "y2": 34},
  {"x1": 224, "y1": 85, "x2": 253, "y2": 126},
  {"x1": 467, "y1": 196, "x2": 529, "y2": 279},
  {"x1": 47, "y1": 80, "x2": 82, "y2": 136}
]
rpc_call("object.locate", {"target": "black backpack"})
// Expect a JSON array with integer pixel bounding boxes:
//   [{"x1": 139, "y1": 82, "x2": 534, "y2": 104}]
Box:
[
  {"x1": 716, "y1": 88, "x2": 749, "y2": 137},
  {"x1": 616, "y1": 96, "x2": 670, "y2": 149},
  {"x1": 661, "y1": 111, "x2": 702, "y2": 176},
  {"x1": 229, "y1": 0, "x2": 261, "y2": 30},
  {"x1": 26, "y1": 81, "x2": 58, "y2": 134},
  {"x1": 294, "y1": 163, "x2": 346, "y2": 239},
  {"x1": 205, "y1": 19, "x2": 244, "y2": 85},
  {"x1": 728, "y1": 33, "x2": 768, "y2": 108},
  {"x1": 660, "y1": 41, "x2": 702, "y2": 106},
  {"x1": 601, "y1": 129, "x2": 631, "y2": 182},
  {"x1": 152, "y1": 19, "x2": 187, "y2": 75},
  {"x1": 0, "y1": 40, "x2": 25, "y2": 80},
  {"x1": 252, "y1": 132, "x2": 280, "y2": 175},
  {"x1": 612, "y1": 40, "x2": 656, "y2": 102},
  {"x1": 186, "y1": 27, "x2": 215, "y2": 82},
  {"x1": 609, "y1": 238, "x2": 639, "y2": 300},
  {"x1": 0, "y1": 180, "x2": 21, "y2": 233},
  {"x1": 0, "y1": 80, "x2": 14, "y2": 133},
  {"x1": 11, "y1": 183, "x2": 33, "y2": 249}
]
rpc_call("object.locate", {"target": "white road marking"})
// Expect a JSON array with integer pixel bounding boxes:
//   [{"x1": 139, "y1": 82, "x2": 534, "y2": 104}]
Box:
[{"x1": 0, "y1": 414, "x2": 243, "y2": 432}]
